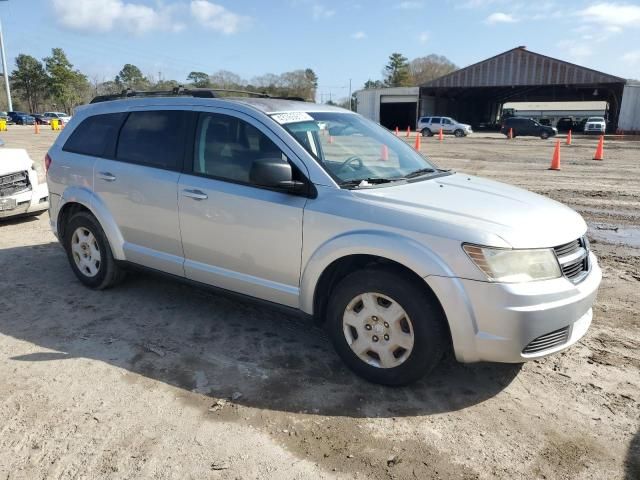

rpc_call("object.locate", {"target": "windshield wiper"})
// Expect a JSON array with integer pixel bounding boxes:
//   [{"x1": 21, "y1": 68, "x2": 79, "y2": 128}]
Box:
[
  {"x1": 404, "y1": 168, "x2": 437, "y2": 179},
  {"x1": 339, "y1": 177, "x2": 395, "y2": 188}
]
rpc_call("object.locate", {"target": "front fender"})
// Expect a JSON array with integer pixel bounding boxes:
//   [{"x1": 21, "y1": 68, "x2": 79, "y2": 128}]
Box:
[
  {"x1": 57, "y1": 186, "x2": 126, "y2": 260},
  {"x1": 299, "y1": 230, "x2": 455, "y2": 314}
]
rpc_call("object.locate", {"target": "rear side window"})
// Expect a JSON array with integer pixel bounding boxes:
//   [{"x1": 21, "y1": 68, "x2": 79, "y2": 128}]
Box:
[
  {"x1": 116, "y1": 110, "x2": 187, "y2": 170},
  {"x1": 63, "y1": 113, "x2": 126, "y2": 157},
  {"x1": 420, "y1": 117, "x2": 430, "y2": 123}
]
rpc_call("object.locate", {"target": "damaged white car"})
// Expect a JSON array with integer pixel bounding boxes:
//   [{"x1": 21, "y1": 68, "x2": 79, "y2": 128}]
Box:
[{"x1": 0, "y1": 148, "x2": 49, "y2": 220}]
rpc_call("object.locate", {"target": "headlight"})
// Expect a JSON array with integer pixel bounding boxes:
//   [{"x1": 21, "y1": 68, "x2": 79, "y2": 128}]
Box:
[{"x1": 463, "y1": 244, "x2": 561, "y2": 282}]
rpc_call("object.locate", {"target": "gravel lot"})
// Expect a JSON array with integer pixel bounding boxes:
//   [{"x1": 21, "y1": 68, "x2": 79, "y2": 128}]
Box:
[{"x1": 0, "y1": 126, "x2": 638, "y2": 479}]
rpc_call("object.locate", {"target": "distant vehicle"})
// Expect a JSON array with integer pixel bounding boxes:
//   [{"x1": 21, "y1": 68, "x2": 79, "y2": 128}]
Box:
[
  {"x1": 556, "y1": 117, "x2": 575, "y2": 133},
  {"x1": 0, "y1": 148, "x2": 49, "y2": 220},
  {"x1": 501, "y1": 117, "x2": 557, "y2": 139},
  {"x1": 31, "y1": 114, "x2": 52, "y2": 125},
  {"x1": 0, "y1": 111, "x2": 10, "y2": 122},
  {"x1": 43, "y1": 111, "x2": 72, "y2": 124},
  {"x1": 584, "y1": 117, "x2": 606, "y2": 134},
  {"x1": 417, "y1": 116, "x2": 473, "y2": 137},
  {"x1": 7, "y1": 111, "x2": 35, "y2": 125}
]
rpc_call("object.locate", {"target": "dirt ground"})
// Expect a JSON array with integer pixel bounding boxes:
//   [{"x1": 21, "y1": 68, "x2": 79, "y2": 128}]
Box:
[{"x1": 0, "y1": 126, "x2": 638, "y2": 480}]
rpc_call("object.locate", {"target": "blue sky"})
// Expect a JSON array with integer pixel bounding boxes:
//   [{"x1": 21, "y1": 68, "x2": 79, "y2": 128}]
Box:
[{"x1": 1, "y1": 0, "x2": 639, "y2": 101}]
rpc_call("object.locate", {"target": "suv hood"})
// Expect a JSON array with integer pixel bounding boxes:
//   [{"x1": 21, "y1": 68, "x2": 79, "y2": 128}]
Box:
[
  {"x1": 354, "y1": 173, "x2": 586, "y2": 249},
  {"x1": 0, "y1": 148, "x2": 34, "y2": 175}
]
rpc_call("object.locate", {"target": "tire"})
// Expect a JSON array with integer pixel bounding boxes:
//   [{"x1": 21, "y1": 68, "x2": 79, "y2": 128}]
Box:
[
  {"x1": 63, "y1": 211, "x2": 125, "y2": 289},
  {"x1": 540, "y1": 131, "x2": 550, "y2": 139},
  {"x1": 454, "y1": 129, "x2": 464, "y2": 137},
  {"x1": 326, "y1": 267, "x2": 449, "y2": 386},
  {"x1": 423, "y1": 128, "x2": 434, "y2": 137}
]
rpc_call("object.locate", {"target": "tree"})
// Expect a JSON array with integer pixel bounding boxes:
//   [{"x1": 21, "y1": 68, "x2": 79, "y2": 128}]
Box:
[
  {"x1": 303, "y1": 68, "x2": 318, "y2": 100},
  {"x1": 10, "y1": 54, "x2": 48, "y2": 112},
  {"x1": 363, "y1": 79, "x2": 384, "y2": 89},
  {"x1": 187, "y1": 71, "x2": 210, "y2": 88},
  {"x1": 44, "y1": 48, "x2": 90, "y2": 113},
  {"x1": 115, "y1": 63, "x2": 149, "y2": 90},
  {"x1": 409, "y1": 54, "x2": 458, "y2": 85},
  {"x1": 209, "y1": 70, "x2": 245, "y2": 89},
  {"x1": 384, "y1": 53, "x2": 411, "y2": 87}
]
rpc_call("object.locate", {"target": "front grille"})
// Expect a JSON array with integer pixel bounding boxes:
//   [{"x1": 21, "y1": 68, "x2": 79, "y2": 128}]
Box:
[
  {"x1": 523, "y1": 326, "x2": 570, "y2": 354},
  {"x1": 553, "y1": 237, "x2": 590, "y2": 283},
  {"x1": 0, "y1": 171, "x2": 31, "y2": 197}
]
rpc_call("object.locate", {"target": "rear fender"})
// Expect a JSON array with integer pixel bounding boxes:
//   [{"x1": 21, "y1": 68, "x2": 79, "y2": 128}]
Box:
[{"x1": 57, "y1": 186, "x2": 125, "y2": 260}]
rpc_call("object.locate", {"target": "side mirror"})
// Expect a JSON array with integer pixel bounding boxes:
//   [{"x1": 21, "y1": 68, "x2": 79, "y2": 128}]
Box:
[{"x1": 250, "y1": 157, "x2": 306, "y2": 193}]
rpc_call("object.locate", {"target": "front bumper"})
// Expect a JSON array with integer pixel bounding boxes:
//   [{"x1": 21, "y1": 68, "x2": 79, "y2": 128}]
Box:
[
  {"x1": 0, "y1": 182, "x2": 49, "y2": 219},
  {"x1": 427, "y1": 252, "x2": 602, "y2": 363}
]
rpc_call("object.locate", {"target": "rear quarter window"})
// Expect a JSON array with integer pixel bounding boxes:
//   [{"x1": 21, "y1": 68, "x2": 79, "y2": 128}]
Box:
[{"x1": 62, "y1": 113, "x2": 126, "y2": 157}]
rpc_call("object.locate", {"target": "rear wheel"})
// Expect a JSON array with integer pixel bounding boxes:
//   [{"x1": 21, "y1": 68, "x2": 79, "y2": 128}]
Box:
[
  {"x1": 422, "y1": 128, "x2": 434, "y2": 137},
  {"x1": 326, "y1": 268, "x2": 448, "y2": 386},
  {"x1": 64, "y1": 212, "x2": 125, "y2": 289}
]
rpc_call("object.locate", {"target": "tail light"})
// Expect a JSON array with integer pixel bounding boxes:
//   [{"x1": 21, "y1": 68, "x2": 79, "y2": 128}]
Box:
[{"x1": 44, "y1": 153, "x2": 52, "y2": 173}]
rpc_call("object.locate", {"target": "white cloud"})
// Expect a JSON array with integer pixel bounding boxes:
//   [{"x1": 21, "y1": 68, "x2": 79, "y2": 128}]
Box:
[
  {"x1": 396, "y1": 1, "x2": 423, "y2": 9},
  {"x1": 190, "y1": 0, "x2": 250, "y2": 34},
  {"x1": 622, "y1": 50, "x2": 640, "y2": 64},
  {"x1": 312, "y1": 4, "x2": 335, "y2": 19},
  {"x1": 558, "y1": 41, "x2": 593, "y2": 60},
  {"x1": 578, "y1": 3, "x2": 640, "y2": 28},
  {"x1": 418, "y1": 31, "x2": 429, "y2": 44},
  {"x1": 52, "y1": 0, "x2": 181, "y2": 34},
  {"x1": 351, "y1": 31, "x2": 367, "y2": 40},
  {"x1": 485, "y1": 12, "x2": 518, "y2": 24}
]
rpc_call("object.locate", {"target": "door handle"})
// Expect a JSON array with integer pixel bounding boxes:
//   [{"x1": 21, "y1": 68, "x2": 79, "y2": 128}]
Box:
[
  {"x1": 182, "y1": 189, "x2": 208, "y2": 200},
  {"x1": 98, "y1": 172, "x2": 116, "y2": 182}
]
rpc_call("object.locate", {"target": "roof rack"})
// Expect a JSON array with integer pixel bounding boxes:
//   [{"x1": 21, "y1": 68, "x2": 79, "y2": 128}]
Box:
[{"x1": 89, "y1": 86, "x2": 273, "y2": 104}]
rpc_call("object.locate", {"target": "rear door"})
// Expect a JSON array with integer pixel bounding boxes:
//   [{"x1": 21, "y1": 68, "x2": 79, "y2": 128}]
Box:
[
  {"x1": 93, "y1": 108, "x2": 190, "y2": 276},
  {"x1": 429, "y1": 117, "x2": 441, "y2": 132}
]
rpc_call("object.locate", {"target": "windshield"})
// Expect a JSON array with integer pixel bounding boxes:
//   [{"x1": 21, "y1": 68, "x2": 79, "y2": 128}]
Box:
[
  {"x1": 588, "y1": 117, "x2": 605, "y2": 122},
  {"x1": 274, "y1": 111, "x2": 441, "y2": 187}
]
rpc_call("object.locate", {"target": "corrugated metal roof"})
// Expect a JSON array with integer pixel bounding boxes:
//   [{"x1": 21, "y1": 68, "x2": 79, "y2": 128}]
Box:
[
  {"x1": 423, "y1": 47, "x2": 625, "y2": 88},
  {"x1": 503, "y1": 101, "x2": 607, "y2": 111}
]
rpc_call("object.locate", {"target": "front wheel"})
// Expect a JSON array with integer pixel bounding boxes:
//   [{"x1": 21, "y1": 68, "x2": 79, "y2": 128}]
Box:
[
  {"x1": 64, "y1": 212, "x2": 125, "y2": 289},
  {"x1": 540, "y1": 131, "x2": 550, "y2": 139},
  {"x1": 454, "y1": 129, "x2": 465, "y2": 137},
  {"x1": 326, "y1": 268, "x2": 449, "y2": 386}
]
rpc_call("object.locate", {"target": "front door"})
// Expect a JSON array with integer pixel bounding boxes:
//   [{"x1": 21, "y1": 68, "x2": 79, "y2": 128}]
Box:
[{"x1": 178, "y1": 110, "x2": 307, "y2": 307}]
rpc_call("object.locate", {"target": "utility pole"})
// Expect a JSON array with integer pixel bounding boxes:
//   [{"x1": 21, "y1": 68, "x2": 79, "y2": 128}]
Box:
[
  {"x1": 348, "y1": 78, "x2": 352, "y2": 111},
  {"x1": 0, "y1": 0, "x2": 12, "y2": 112}
]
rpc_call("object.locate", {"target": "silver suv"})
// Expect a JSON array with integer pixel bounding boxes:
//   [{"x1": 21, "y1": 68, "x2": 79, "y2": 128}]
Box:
[
  {"x1": 47, "y1": 91, "x2": 601, "y2": 385},
  {"x1": 417, "y1": 116, "x2": 473, "y2": 137}
]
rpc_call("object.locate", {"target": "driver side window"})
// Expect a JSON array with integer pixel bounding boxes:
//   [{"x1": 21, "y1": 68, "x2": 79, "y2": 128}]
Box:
[{"x1": 194, "y1": 113, "x2": 288, "y2": 185}]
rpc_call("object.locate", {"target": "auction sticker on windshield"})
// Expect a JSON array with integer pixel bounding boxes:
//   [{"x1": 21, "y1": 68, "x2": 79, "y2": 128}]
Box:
[{"x1": 271, "y1": 112, "x2": 315, "y2": 125}]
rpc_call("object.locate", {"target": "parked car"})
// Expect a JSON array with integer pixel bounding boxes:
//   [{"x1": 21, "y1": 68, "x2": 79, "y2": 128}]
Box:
[
  {"x1": 417, "y1": 116, "x2": 473, "y2": 137},
  {"x1": 7, "y1": 111, "x2": 35, "y2": 125},
  {"x1": 47, "y1": 94, "x2": 601, "y2": 385},
  {"x1": 43, "y1": 111, "x2": 72, "y2": 124},
  {"x1": 583, "y1": 116, "x2": 606, "y2": 134},
  {"x1": 32, "y1": 114, "x2": 52, "y2": 125},
  {"x1": 556, "y1": 117, "x2": 575, "y2": 133},
  {"x1": 501, "y1": 117, "x2": 557, "y2": 139},
  {"x1": 0, "y1": 148, "x2": 49, "y2": 220}
]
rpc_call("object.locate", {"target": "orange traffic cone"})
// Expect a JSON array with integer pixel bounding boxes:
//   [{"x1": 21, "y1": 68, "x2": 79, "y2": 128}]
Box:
[
  {"x1": 395, "y1": 126, "x2": 399, "y2": 136},
  {"x1": 381, "y1": 144, "x2": 389, "y2": 161},
  {"x1": 414, "y1": 133, "x2": 421, "y2": 151},
  {"x1": 406, "y1": 126, "x2": 411, "y2": 138},
  {"x1": 566, "y1": 129, "x2": 572, "y2": 145},
  {"x1": 549, "y1": 140, "x2": 561, "y2": 170},
  {"x1": 593, "y1": 135, "x2": 604, "y2": 160},
  {"x1": 438, "y1": 128, "x2": 443, "y2": 141},
  {"x1": 34, "y1": 122, "x2": 40, "y2": 134},
  {"x1": 508, "y1": 127, "x2": 513, "y2": 139}
]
